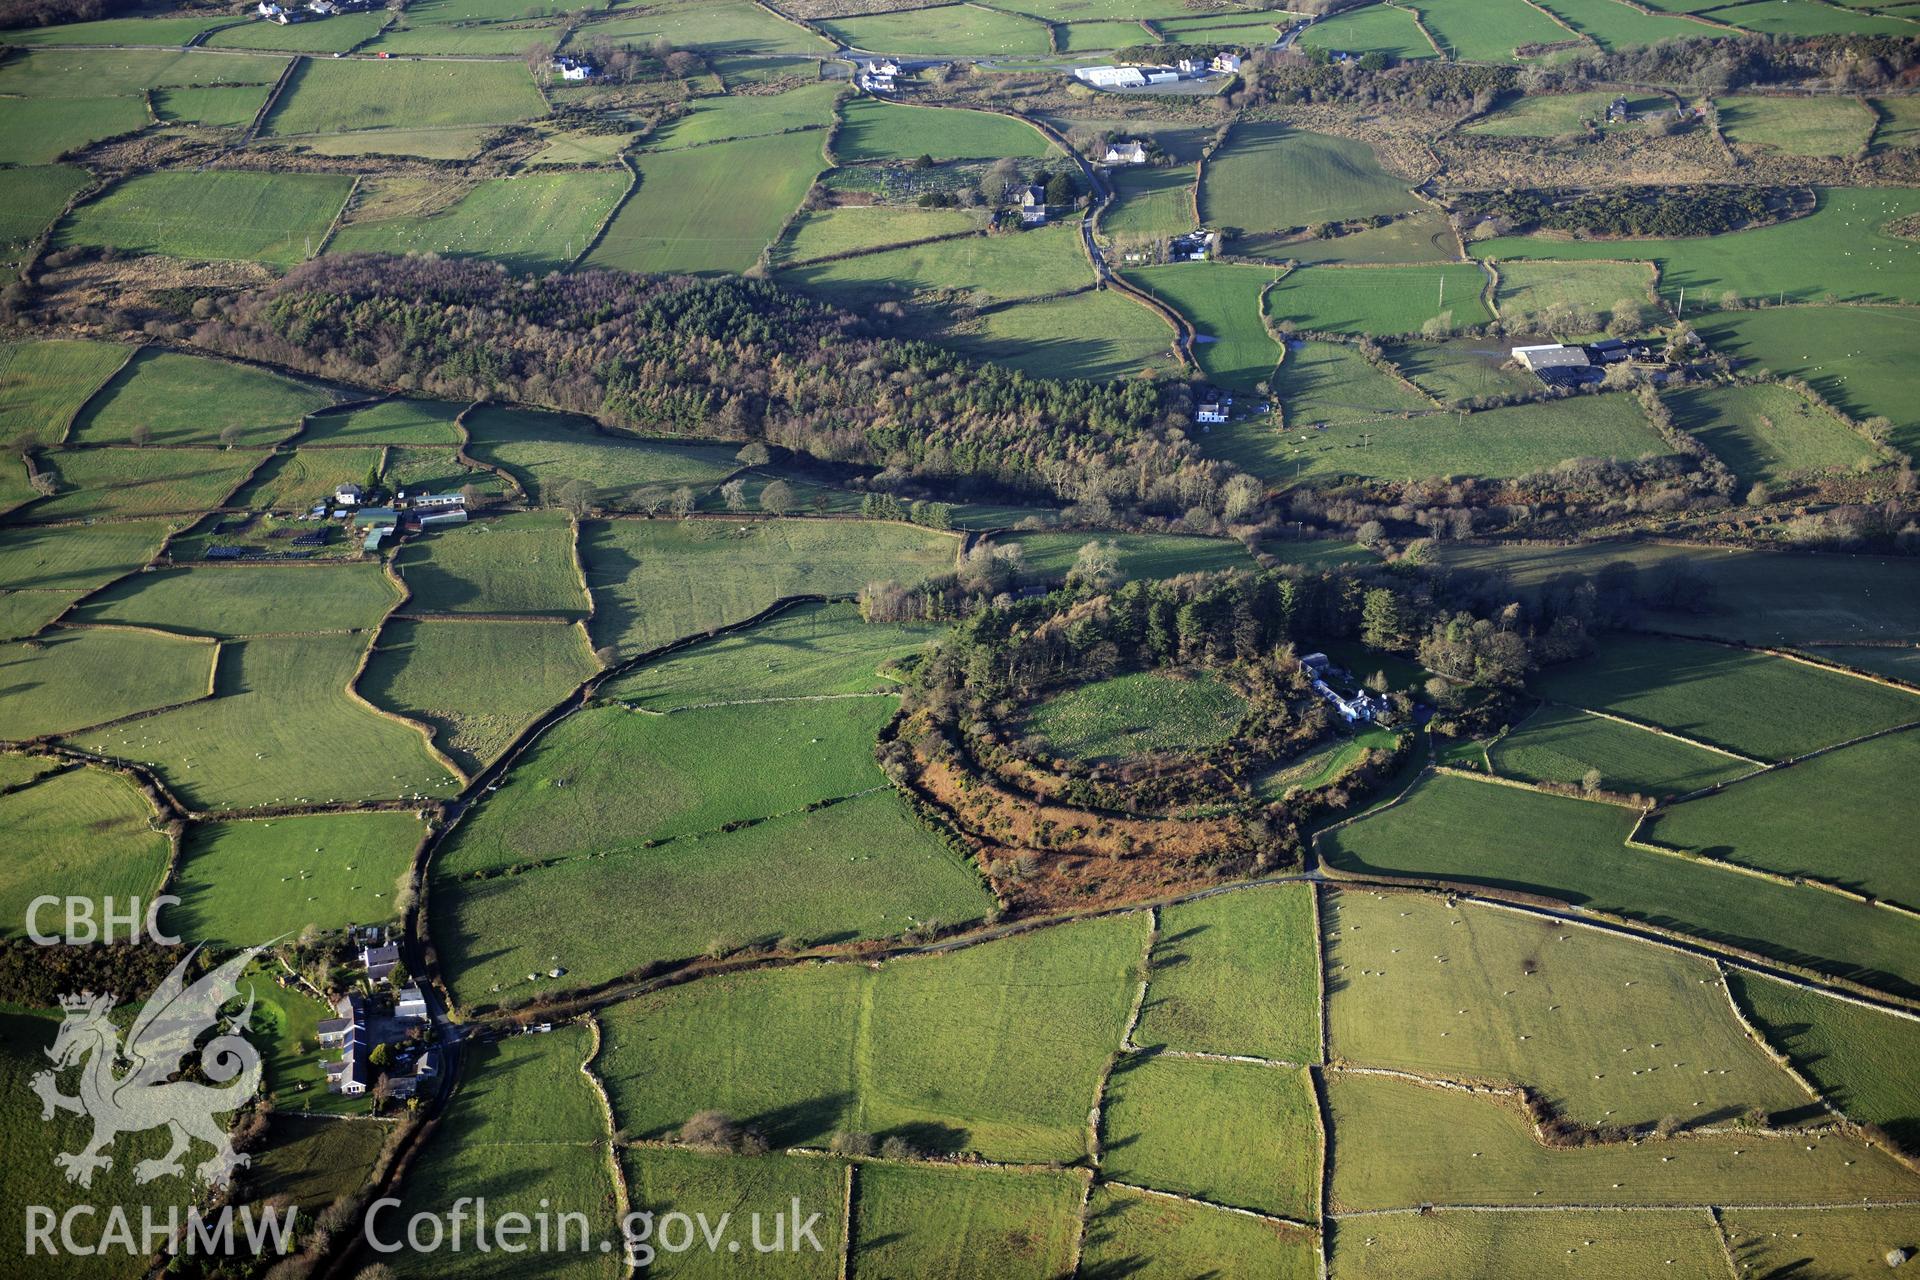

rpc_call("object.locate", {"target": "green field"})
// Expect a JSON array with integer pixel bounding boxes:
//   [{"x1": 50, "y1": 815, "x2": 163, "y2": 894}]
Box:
[
  {"x1": 834, "y1": 96, "x2": 1054, "y2": 163},
  {"x1": 1402, "y1": 0, "x2": 1572, "y2": 59},
  {"x1": 851, "y1": 1163, "x2": 1081, "y2": 1280},
  {"x1": 301, "y1": 398, "x2": 465, "y2": 446},
  {"x1": 1732, "y1": 970, "x2": 1920, "y2": 1149},
  {"x1": 0, "y1": 625, "x2": 214, "y2": 739},
  {"x1": 1297, "y1": 3, "x2": 1438, "y2": 59},
  {"x1": 1135, "y1": 884, "x2": 1323, "y2": 1062},
  {"x1": 586, "y1": 129, "x2": 823, "y2": 275},
  {"x1": 1320, "y1": 772, "x2": 1920, "y2": 999},
  {"x1": 75, "y1": 349, "x2": 336, "y2": 448},
  {"x1": 331, "y1": 171, "x2": 628, "y2": 273},
  {"x1": 1024, "y1": 668, "x2": 1246, "y2": 761},
  {"x1": 0, "y1": 14, "x2": 231, "y2": 44},
  {"x1": 1272, "y1": 340, "x2": 1433, "y2": 425},
  {"x1": 0, "y1": 47, "x2": 289, "y2": 98},
  {"x1": 1467, "y1": 90, "x2": 1668, "y2": 138},
  {"x1": 0, "y1": 765, "x2": 170, "y2": 937},
  {"x1": 816, "y1": 4, "x2": 1051, "y2": 55},
  {"x1": 1081, "y1": 1184, "x2": 1318, "y2": 1280},
  {"x1": 1264, "y1": 264, "x2": 1493, "y2": 336},
  {"x1": 1494, "y1": 259, "x2": 1656, "y2": 332},
  {"x1": 1200, "y1": 125, "x2": 1422, "y2": 254},
  {"x1": 1531, "y1": 0, "x2": 1725, "y2": 47},
  {"x1": 282, "y1": 125, "x2": 497, "y2": 160},
  {"x1": 369, "y1": 16, "x2": 571, "y2": 55},
  {"x1": 201, "y1": 9, "x2": 389, "y2": 51},
  {"x1": 362, "y1": 618, "x2": 595, "y2": 772},
  {"x1": 0, "y1": 521, "x2": 165, "y2": 592},
  {"x1": 1279, "y1": 210, "x2": 1459, "y2": 266},
  {"x1": 1666, "y1": 381, "x2": 1873, "y2": 485},
  {"x1": 150, "y1": 83, "x2": 275, "y2": 128},
  {"x1": 58, "y1": 170, "x2": 352, "y2": 266},
  {"x1": 395, "y1": 510, "x2": 589, "y2": 617},
  {"x1": 0, "y1": 592, "x2": 77, "y2": 641},
  {"x1": 1390, "y1": 337, "x2": 1539, "y2": 405},
  {"x1": 0, "y1": 165, "x2": 91, "y2": 262},
  {"x1": 64, "y1": 631, "x2": 456, "y2": 810},
  {"x1": 778, "y1": 205, "x2": 986, "y2": 264},
  {"x1": 581, "y1": 517, "x2": 956, "y2": 658},
  {"x1": 0, "y1": 95, "x2": 150, "y2": 165},
  {"x1": 783, "y1": 221, "x2": 1091, "y2": 309},
  {"x1": 1472, "y1": 188, "x2": 1920, "y2": 309},
  {"x1": 0, "y1": 339, "x2": 129, "y2": 456},
  {"x1": 464, "y1": 405, "x2": 740, "y2": 510},
  {"x1": 74, "y1": 562, "x2": 399, "y2": 637},
  {"x1": 1718, "y1": 93, "x2": 1876, "y2": 155},
  {"x1": 640, "y1": 84, "x2": 829, "y2": 153},
  {"x1": 1692, "y1": 306, "x2": 1920, "y2": 455},
  {"x1": 1126, "y1": 261, "x2": 1283, "y2": 392},
  {"x1": 597, "y1": 913, "x2": 1146, "y2": 1161},
  {"x1": 1489, "y1": 703, "x2": 1755, "y2": 797},
  {"x1": 1326, "y1": 888, "x2": 1808, "y2": 1127},
  {"x1": 997, "y1": 529, "x2": 1260, "y2": 584},
  {"x1": 1646, "y1": 729, "x2": 1920, "y2": 905},
  {"x1": 1327, "y1": 1206, "x2": 1728, "y2": 1278},
  {"x1": 943, "y1": 288, "x2": 1179, "y2": 382},
  {"x1": 231, "y1": 447, "x2": 383, "y2": 512},
  {"x1": 1102, "y1": 163, "x2": 1198, "y2": 242},
  {"x1": 1531, "y1": 634, "x2": 1920, "y2": 761},
  {"x1": 1805, "y1": 644, "x2": 1920, "y2": 685},
  {"x1": 1103, "y1": 1056, "x2": 1320, "y2": 1218},
  {"x1": 1876, "y1": 95, "x2": 1920, "y2": 150},
  {"x1": 570, "y1": 0, "x2": 831, "y2": 54},
  {"x1": 1721, "y1": 1207, "x2": 1920, "y2": 1280},
  {"x1": 26, "y1": 445, "x2": 264, "y2": 520},
  {"x1": 165, "y1": 810, "x2": 425, "y2": 946},
  {"x1": 1703, "y1": 0, "x2": 1918, "y2": 34},
  {"x1": 265, "y1": 57, "x2": 548, "y2": 136},
  {"x1": 622, "y1": 1148, "x2": 845, "y2": 1279},
  {"x1": 246, "y1": 1116, "x2": 388, "y2": 1207}
]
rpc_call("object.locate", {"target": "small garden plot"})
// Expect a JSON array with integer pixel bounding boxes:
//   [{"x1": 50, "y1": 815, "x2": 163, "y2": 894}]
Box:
[
  {"x1": 851, "y1": 1164, "x2": 1082, "y2": 1280},
  {"x1": 1273, "y1": 340, "x2": 1432, "y2": 426},
  {"x1": 395, "y1": 510, "x2": 588, "y2": 617},
  {"x1": 0, "y1": 14, "x2": 232, "y2": 43},
  {"x1": 1733, "y1": 970, "x2": 1920, "y2": 1151},
  {"x1": 1693, "y1": 306, "x2": 1920, "y2": 456},
  {"x1": 0, "y1": 166, "x2": 91, "y2": 262},
  {"x1": 247, "y1": 1116, "x2": 387, "y2": 1207},
  {"x1": 463, "y1": 405, "x2": 740, "y2": 510},
  {"x1": 1135, "y1": 883, "x2": 1322, "y2": 1062},
  {"x1": 1200, "y1": 125, "x2": 1421, "y2": 253},
  {"x1": 0, "y1": 339, "x2": 129, "y2": 452},
  {"x1": 74, "y1": 349, "x2": 337, "y2": 448},
  {"x1": 0, "y1": 625, "x2": 213, "y2": 739},
  {"x1": 1718, "y1": 94, "x2": 1876, "y2": 156},
  {"x1": 1389, "y1": 337, "x2": 1537, "y2": 405},
  {"x1": 598, "y1": 913, "x2": 1146, "y2": 1161},
  {"x1": 782, "y1": 221, "x2": 1090, "y2": 309},
  {"x1": 1327, "y1": 1071, "x2": 1918, "y2": 1210},
  {"x1": 944, "y1": 289, "x2": 1179, "y2": 382},
  {"x1": 1876, "y1": 96, "x2": 1920, "y2": 149},
  {"x1": 437, "y1": 697, "x2": 897, "y2": 873},
  {"x1": 778, "y1": 205, "x2": 985, "y2": 263},
  {"x1": 264, "y1": 58, "x2": 547, "y2": 136},
  {"x1": 0, "y1": 47, "x2": 288, "y2": 97},
  {"x1": 1102, "y1": 163, "x2": 1197, "y2": 242},
  {"x1": 572, "y1": 0, "x2": 832, "y2": 54},
  {"x1": 1467, "y1": 90, "x2": 1668, "y2": 137},
  {"x1": 648, "y1": 80, "x2": 838, "y2": 149},
  {"x1": 1325, "y1": 888, "x2": 1806, "y2": 1128},
  {"x1": 165, "y1": 811, "x2": 424, "y2": 947},
  {"x1": 361, "y1": 618, "x2": 595, "y2": 772},
  {"x1": 1647, "y1": 729, "x2": 1920, "y2": 905},
  {"x1": 1297, "y1": 2, "x2": 1438, "y2": 58},
  {"x1": 237, "y1": 971, "x2": 365, "y2": 1114},
  {"x1": 586, "y1": 130, "x2": 824, "y2": 276},
  {"x1": 58, "y1": 171, "x2": 352, "y2": 267},
  {"x1": 1703, "y1": 0, "x2": 1918, "y2": 34},
  {"x1": 1531, "y1": 0, "x2": 1721, "y2": 47},
  {"x1": 0, "y1": 521, "x2": 164, "y2": 592},
  {"x1": 25, "y1": 445, "x2": 263, "y2": 520},
  {"x1": 201, "y1": 9, "x2": 387, "y2": 50},
  {"x1": 1722, "y1": 1207, "x2": 1920, "y2": 1280},
  {"x1": 834, "y1": 95, "x2": 1055, "y2": 163},
  {"x1": 816, "y1": 4, "x2": 1051, "y2": 55},
  {"x1": 0, "y1": 766, "x2": 169, "y2": 938},
  {"x1": 604, "y1": 600, "x2": 937, "y2": 710},
  {"x1": 582, "y1": 517, "x2": 957, "y2": 658},
  {"x1": 1402, "y1": 0, "x2": 1572, "y2": 59},
  {"x1": 621, "y1": 1149, "x2": 845, "y2": 1279},
  {"x1": 149, "y1": 84, "x2": 275, "y2": 128},
  {"x1": 66, "y1": 631, "x2": 455, "y2": 810},
  {"x1": 996, "y1": 530, "x2": 1255, "y2": 584},
  {"x1": 440, "y1": 787, "x2": 991, "y2": 1000},
  {"x1": 1320, "y1": 773, "x2": 1920, "y2": 1000},
  {"x1": 231, "y1": 447, "x2": 382, "y2": 512},
  {"x1": 1472, "y1": 187, "x2": 1920, "y2": 309},
  {"x1": 1024, "y1": 668, "x2": 1244, "y2": 762},
  {"x1": 301, "y1": 399, "x2": 464, "y2": 446},
  {"x1": 1493, "y1": 259, "x2": 1655, "y2": 331},
  {"x1": 0, "y1": 96, "x2": 148, "y2": 165},
  {"x1": 1082, "y1": 1185, "x2": 1317, "y2": 1280},
  {"x1": 1102, "y1": 1057, "x2": 1319, "y2": 1218},
  {"x1": 330, "y1": 172, "x2": 629, "y2": 274},
  {"x1": 1329, "y1": 1205, "x2": 1727, "y2": 1278},
  {"x1": 1264, "y1": 263, "x2": 1492, "y2": 336},
  {"x1": 75, "y1": 562, "x2": 399, "y2": 638},
  {"x1": 1532, "y1": 634, "x2": 1920, "y2": 762},
  {"x1": 1488, "y1": 703, "x2": 1754, "y2": 797},
  {"x1": 1126, "y1": 261, "x2": 1282, "y2": 392},
  {"x1": 1665, "y1": 382, "x2": 1870, "y2": 486}
]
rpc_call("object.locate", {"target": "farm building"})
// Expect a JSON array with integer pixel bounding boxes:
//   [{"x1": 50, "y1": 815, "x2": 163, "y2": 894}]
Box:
[
  {"x1": 1020, "y1": 185, "x2": 1048, "y2": 225},
  {"x1": 362, "y1": 941, "x2": 401, "y2": 982},
  {"x1": 1312, "y1": 678, "x2": 1384, "y2": 724},
  {"x1": 419, "y1": 509, "x2": 468, "y2": 529},
  {"x1": 412, "y1": 492, "x2": 465, "y2": 513},
  {"x1": 334, "y1": 482, "x2": 362, "y2": 506},
  {"x1": 1511, "y1": 344, "x2": 1603, "y2": 387},
  {"x1": 1104, "y1": 140, "x2": 1149, "y2": 165},
  {"x1": 353, "y1": 506, "x2": 399, "y2": 529},
  {"x1": 1607, "y1": 95, "x2": 1632, "y2": 123},
  {"x1": 363, "y1": 528, "x2": 389, "y2": 553},
  {"x1": 1075, "y1": 65, "x2": 1148, "y2": 88}
]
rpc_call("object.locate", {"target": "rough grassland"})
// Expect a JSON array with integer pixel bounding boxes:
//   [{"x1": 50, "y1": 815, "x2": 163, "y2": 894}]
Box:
[
  {"x1": 1666, "y1": 381, "x2": 1871, "y2": 485},
  {"x1": 1200, "y1": 124, "x2": 1421, "y2": 249},
  {"x1": 851, "y1": 1163, "x2": 1082, "y2": 1280},
  {"x1": 1320, "y1": 773, "x2": 1920, "y2": 999},
  {"x1": 587, "y1": 131, "x2": 823, "y2": 276},
  {"x1": 1721, "y1": 1207, "x2": 1920, "y2": 1280},
  {"x1": 1732, "y1": 970, "x2": 1920, "y2": 1150},
  {"x1": 331, "y1": 172, "x2": 628, "y2": 274},
  {"x1": 1494, "y1": 259, "x2": 1657, "y2": 328},
  {"x1": 1102, "y1": 1056, "x2": 1319, "y2": 1219},
  {"x1": 1126, "y1": 261, "x2": 1282, "y2": 392},
  {"x1": 1325, "y1": 888, "x2": 1804, "y2": 1127},
  {"x1": 299, "y1": 398, "x2": 464, "y2": 446},
  {"x1": 778, "y1": 205, "x2": 986, "y2": 264},
  {"x1": 0, "y1": 625, "x2": 214, "y2": 739},
  {"x1": 581, "y1": 518, "x2": 957, "y2": 658},
  {"x1": 74, "y1": 563, "x2": 399, "y2": 637},
  {"x1": 1327, "y1": 1206, "x2": 1727, "y2": 1278},
  {"x1": 395, "y1": 510, "x2": 589, "y2": 617},
  {"x1": 1467, "y1": 91, "x2": 1668, "y2": 137},
  {"x1": 0, "y1": 521, "x2": 166, "y2": 591},
  {"x1": 835, "y1": 96, "x2": 1054, "y2": 163},
  {"x1": 603, "y1": 600, "x2": 938, "y2": 710},
  {"x1": 944, "y1": 289, "x2": 1178, "y2": 383},
  {"x1": 620, "y1": 1148, "x2": 844, "y2": 1279},
  {"x1": 1025, "y1": 668, "x2": 1244, "y2": 761},
  {"x1": 1135, "y1": 883, "x2": 1322, "y2": 1062},
  {"x1": 164, "y1": 810, "x2": 425, "y2": 946},
  {"x1": 1646, "y1": 730, "x2": 1920, "y2": 906},
  {"x1": 65, "y1": 631, "x2": 456, "y2": 810},
  {"x1": 464, "y1": 405, "x2": 740, "y2": 510},
  {"x1": 58, "y1": 171, "x2": 354, "y2": 266},
  {"x1": 265, "y1": 57, "x2": 548, "y2": 135},
  {"x1": 1718, "y1": 93, "x2": 1876, "y2": 156},
  {"x1": 247, "y1": 1116, "x2": 388, "y2": 1211},
  {"x1": 75, "y1": 349, "x2": 336, "y2": 448},
  {"x1": 1264, "y1": 264, "x2": 1493, "y2": 336},
  {"x1": 1488, "y1": 703, "x2": 1755, "y2": 797},
  {"x1": 998, "y1": 530, "x2": 1259, "y2": 584},
  {"x1": 650, "y1": 81, "x2": 839, "y2": 149},
  {"x1": 0, "y1": 339, "x2": 129, "y2": 452},
  {"x1": 0, "y1": 766, "x2": 169, "y2": 938},
  {"x1": 361, "y1": 618, "x2": 595, "y2": 773},
  {"x1": 1327, "y1": 1071, "x2": 1919, "y2": 1210},
  {"x1": 597, "y1": 914, "x2": 1147, "y2": 1162},
  {"x1": 1531, "y1": 634, "x2": 1920, "y2": 761},
  {"x1": 1081, "y1": 1184, "x2": 1317, "y2": 1280}
]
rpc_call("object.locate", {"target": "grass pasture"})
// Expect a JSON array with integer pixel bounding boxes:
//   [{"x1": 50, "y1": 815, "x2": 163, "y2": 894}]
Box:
[
  {"x1": 0, "y1": 765, "x2": 169, "y2": 938},
  {"x1": 0, "y1": 165, "x2": 91, "y2": 261},
  {"x1": 650, "y1": 82, "x2": 837, "y2": 150},
  {"x1": 1297, "y1": 3, "x2": 1438, "y2": 59},
  {"x1": 816, "y1": 5, "x2": 1051, "y2": 55},
  {"x1": 995, "y1": 529, "x2": 1258, "y2": 584},
  {"x1": 1278, "y1": 210, "x2": 1459, "y2": 266},
  {"x1": 1494, "y1": 259, "x2": 1655, "y2": 331},
  {"x1": 782, "y1": 221, "x2": 1090, "y2": 309},
  {"x1": 587, "y1": 129, "x2": 822, "y2": 275},
  {"x1": 1876, "y1": 96, "x2": 1920, "y2": 150},
  {"x1": 1402, "y1": 0, "x2": 1572, "y2": 59},
  {"x1": 1024, "y1": 668, "x2": 1245, "y2": 762},
  {"x1": 1389, "y1": 337, "x2": 1538, "y2": 405},
  {"x1": 0, "y1": 339, "x2": 129, "y2": 454},
  {"x1": 1081, "y1": 1184, "x2": 1317, "y2": 1280},
  {"x1": 395, "y1": 510, "x2": 588, "y2": 617},
  {"x1": 1264, "y1": 263, "x2": 1493, "y2": 336},
  {"x1": 231, "y1": 448, "x2": 383, "y2": 511},
  {"x1": 1703, "y1": 0, "x2": 1918, "y2": 35},
  {"x1": 331, "y1": 172, "x2": 628, "y2": 273},
  {"x1": 58, "y1": 170, "x2": 352, "y2": 266},
  {"x1": 73, "y1": 562, "x2": 398, "y2": 637},
  {"x1": 1721, "y1": 1207, "x2": 1920, "y2": 1280},
  {"x1": 1328, "y1": 1206, "x2": 1728, "y2": 1278},
  {"x1": 851, "y1": 1163, "x2": 1081, "y2": 1280},
  {"x1": 149, "y1": 84, "x2": 274, "y2": 128},
  {"x1": 1531, "y1": 0, "x2": 1725, "y2": 47},
  {"x1": 0, "y1": 521, "x2": 165, "y2": 591},
  {"x1": 945, "y1": 289, "x2": 1178, "y2": 382},
  {"x1": 75, "y1": 349, "x2": 336, "y2": 448},
  {"x1": 1732, "y1": 970, "x2": 1920, "y2": 1150},
  {"x1": 1125, "y1": 261, "x2": 1282, "y2": 391},
  {"x1": 0, "y1": 625, "x2": 214, "y2": 740},
  {"x1": 1200, "y1": 124, "x2": 1421, "y2": 252},
  {"x1": 834, "y1": 96, "x2": 1053, "y2": 162},
  {"x1": 1101, "y1": 163, "x2": 1197, "y2": 241},
  {"x1": 778, "y1": 205, "x2": 986, "y2": 264},
  {"x1": 571, "y1": 0, "x2": 831, "y2": 55},
  {"x1": 1467, "y1": 90, "x2": 1668, "y2": 137},
  {"x1": 1488, "y1": 703, "x2": 1756, "y2": 797},
  {"x1": 621, "y1": 1148, "x2": 845, "y2": 1279},
  {"x1": 1136, "y1": 884, "x2": 1322, "y2": 1062},
  {"x1": 265, "y1": 57, "x2": 548, "y2": 136},
  {"x1": 0, "y1": 592, "x2": 76, "y2": 640},
  {"x1": 0, "y1": 14, "x2": 230, "y2": 44},
  {"x1": 27, "y1": 446, "x2": 262, "y2": 520},
  {"x1": 1718, "y1": 93, "x2": 1876, "y2": 156},
  {"x1": 1273, "y1": 340, "x2": 1433, "y2": 425},
  {"x1": 0, "y1": 47, "x2": 286, "y2": 96},
  {"x1": 1666, "y1": 381, "x2": 1872, "y2": 485},
  {"x1": 201, "y1": 9, "x2": 388, "y2": 51},
  {"x1": 281, "y1": 126, "x2": 497, "y2": 160},
  {"x1": 463, "y1": 405, "x2": 740, "y2": 510},
  {"x1": 0, "y1": 96, "x2": 150, "y2": 165},
  {"x1": 361, "y1": 618, "x2": 596, "y2": 772}
]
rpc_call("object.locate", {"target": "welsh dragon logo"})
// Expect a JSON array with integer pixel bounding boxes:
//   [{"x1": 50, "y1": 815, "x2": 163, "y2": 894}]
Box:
[{"x1": 30, "y1": 946, "x2": 264, "y2": 1189}]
